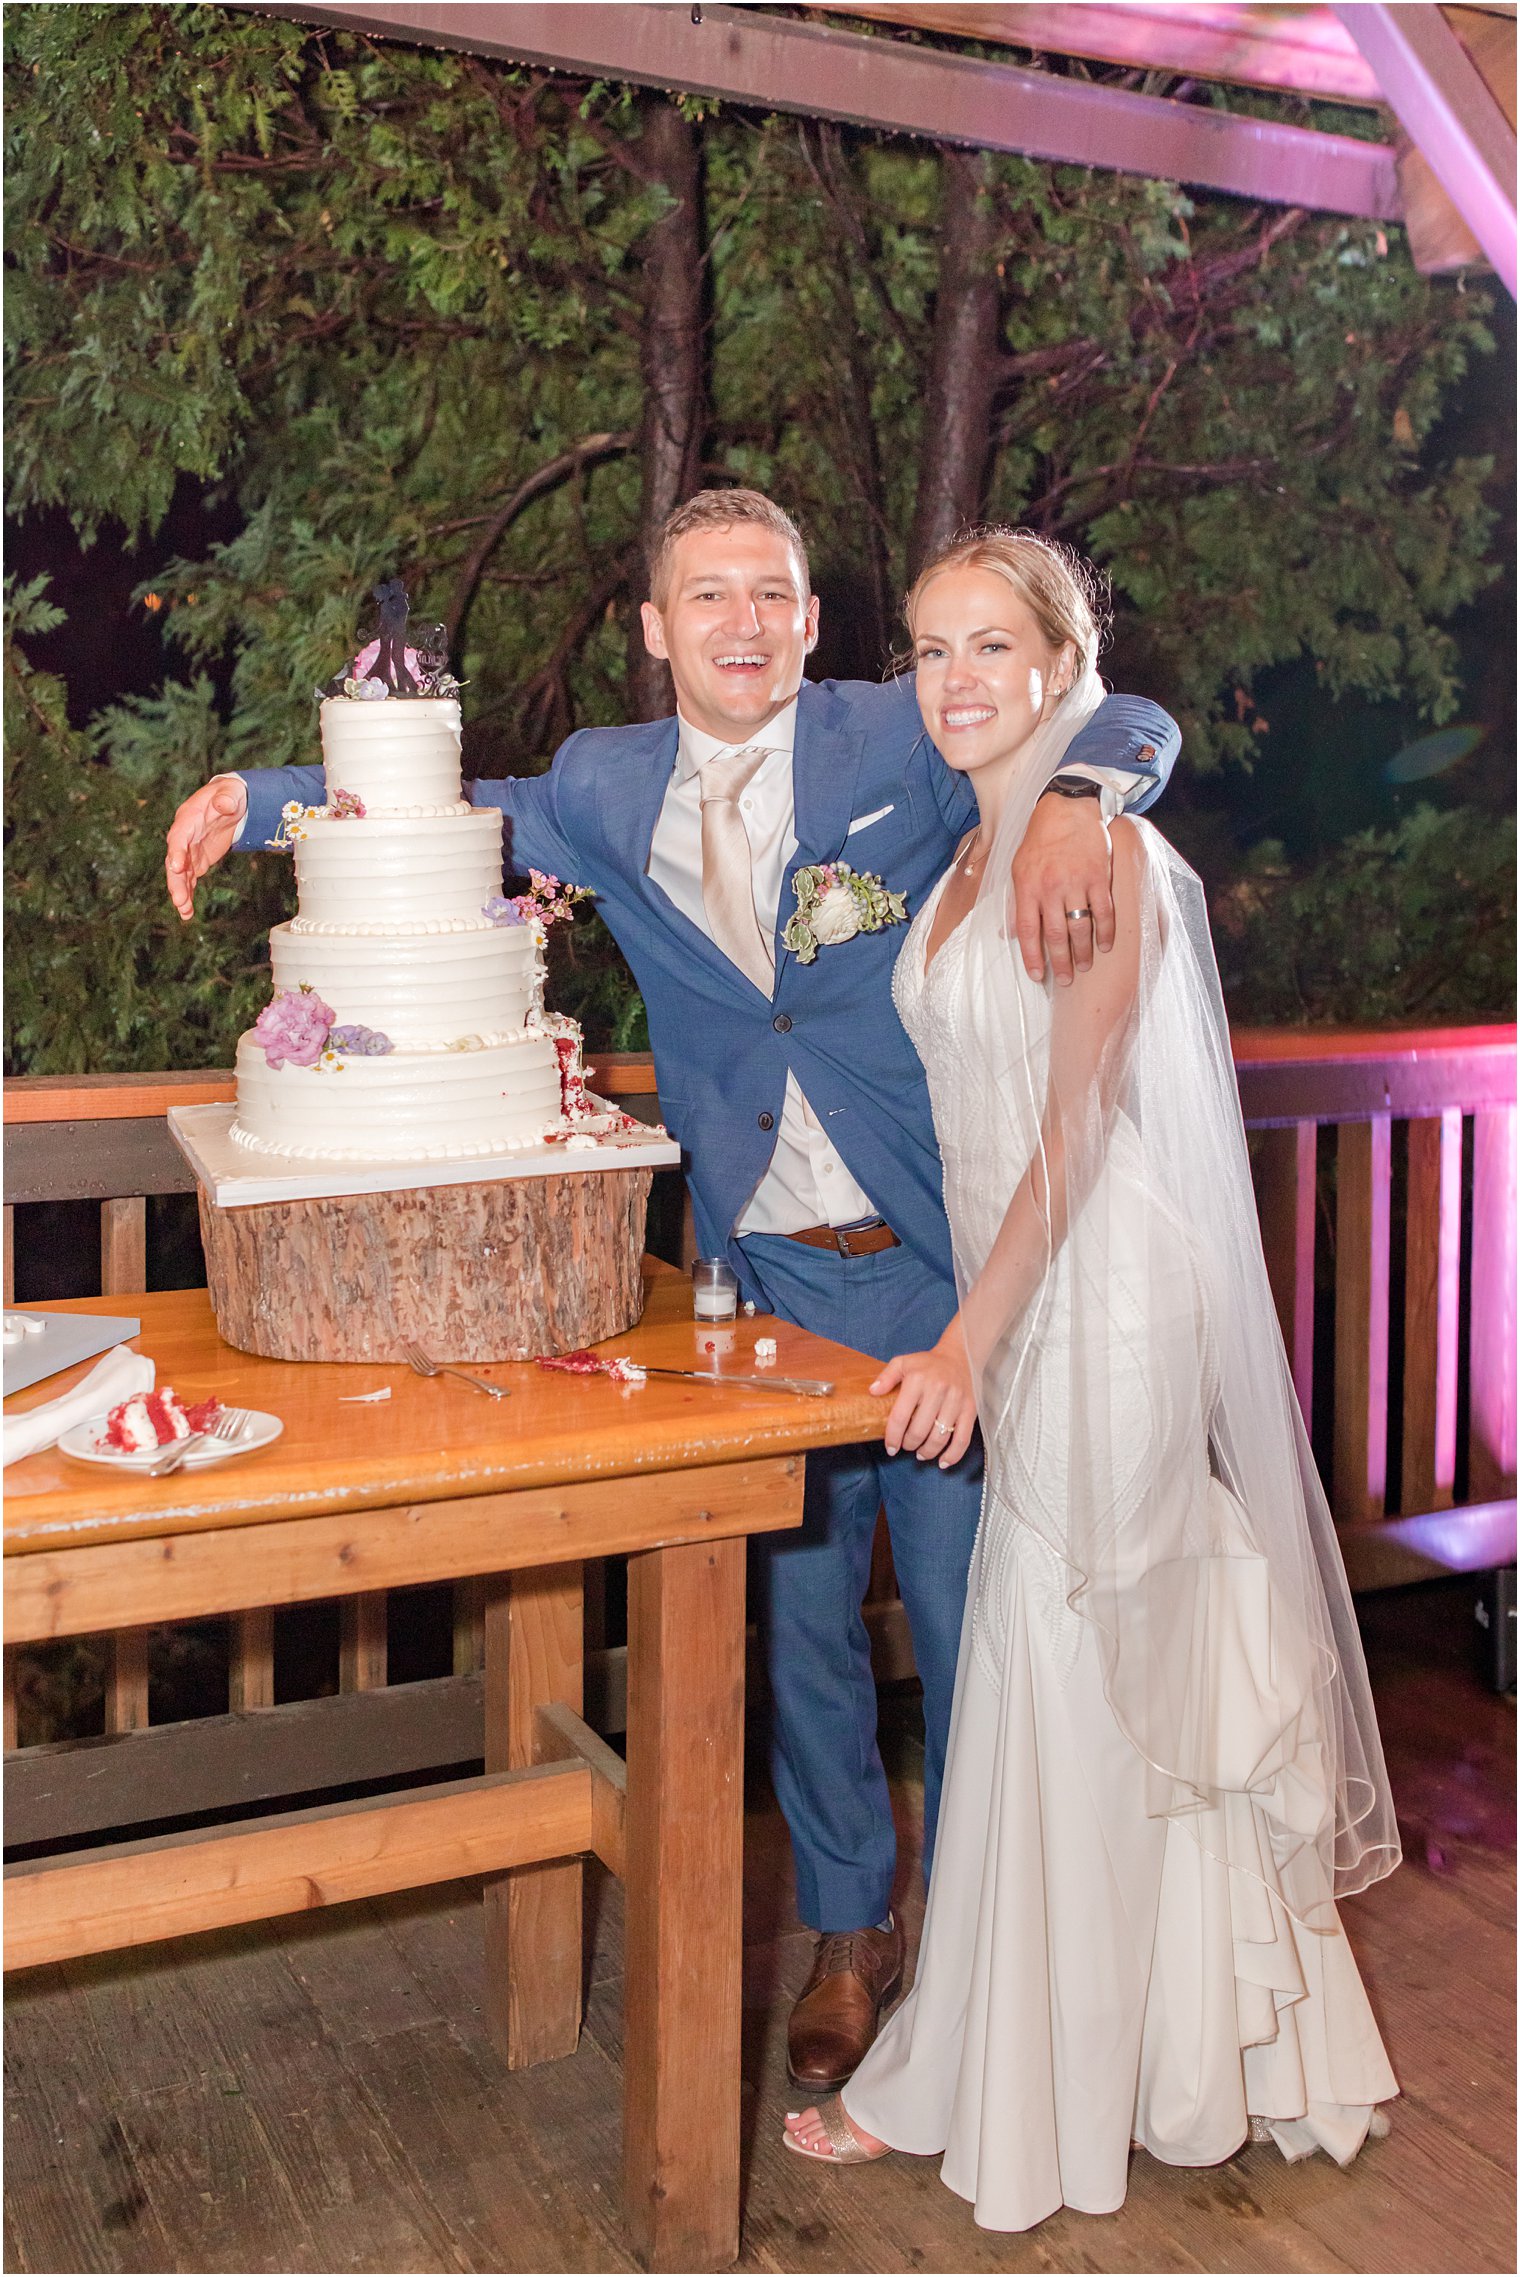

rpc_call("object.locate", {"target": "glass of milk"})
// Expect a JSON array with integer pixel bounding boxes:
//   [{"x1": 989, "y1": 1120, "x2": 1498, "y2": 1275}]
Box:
[{"x1": 691, "y1": 1259, "x2": 739, "y2": 1322}]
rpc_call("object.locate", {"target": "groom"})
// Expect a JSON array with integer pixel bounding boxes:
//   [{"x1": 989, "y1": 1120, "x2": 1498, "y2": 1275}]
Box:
[{"x1": 166, "y1": 489, "x2": 1177, "y2": 2090}]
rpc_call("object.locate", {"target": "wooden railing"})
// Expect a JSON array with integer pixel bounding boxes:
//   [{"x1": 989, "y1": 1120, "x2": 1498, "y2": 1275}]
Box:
[
  {"x1": 4, "y1": 1028, "x2": 1514, "y2": 1841},
  {"x1": 1236, "y1": 1025, "x2": 1515, "y2": 1584}
]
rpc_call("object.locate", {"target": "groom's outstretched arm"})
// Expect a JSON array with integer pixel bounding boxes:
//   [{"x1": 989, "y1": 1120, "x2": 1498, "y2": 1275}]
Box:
[
  {"x1": 462, "y1": 734, "x2": 590, "y2": 884},
  {"x1": 166, "y1": 736, "x2": 589, "y2": 918}
]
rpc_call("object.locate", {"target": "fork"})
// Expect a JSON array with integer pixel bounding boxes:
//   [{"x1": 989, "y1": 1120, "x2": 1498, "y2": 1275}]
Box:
[
  {"x1": 144, "y1": 1405, "x2": 255, "y2": 1478},
  {"x1": 402, "y1": 1341, "x2": 511, "y2": 1399}
]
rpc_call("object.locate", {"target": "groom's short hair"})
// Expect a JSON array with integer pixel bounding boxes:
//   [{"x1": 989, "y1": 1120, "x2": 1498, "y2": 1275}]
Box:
[{"x1": 650, "y1": 489, "x2": 812, "y2": 609}]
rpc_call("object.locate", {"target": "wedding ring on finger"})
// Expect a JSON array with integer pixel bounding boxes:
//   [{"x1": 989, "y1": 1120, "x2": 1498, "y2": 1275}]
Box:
[
  {"x1": 932, "y1": 1418, "x2": 954, "y2": 1436},
  {"x1": 1065, "y1": 906, "x2": 1092, "y2": 923}
]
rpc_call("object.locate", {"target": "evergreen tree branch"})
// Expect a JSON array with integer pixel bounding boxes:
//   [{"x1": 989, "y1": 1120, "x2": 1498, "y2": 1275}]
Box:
[
  {"x1": 443, "y1": 432, "x2": 636, "y2": 653},
  {"x1": 796, "y1": 121, "x2": 920, "y2": 365},
  {"x1": 464, "y1": 546, "x2": 638, "y2": 754}
]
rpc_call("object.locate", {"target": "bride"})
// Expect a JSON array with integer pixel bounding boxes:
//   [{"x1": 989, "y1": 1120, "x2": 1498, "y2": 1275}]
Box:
[{"x1": 783, "y1": 530, "x2": 1400, "y2": 2230}]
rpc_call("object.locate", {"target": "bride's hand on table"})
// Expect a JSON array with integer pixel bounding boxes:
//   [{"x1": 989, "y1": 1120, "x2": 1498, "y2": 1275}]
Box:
[
  {"x1": 870, "y1": 1334, "x2": 977, "y2": 1466},
  {"x1": 166, "y1": 775, "x2": 248, "y2": 920}
]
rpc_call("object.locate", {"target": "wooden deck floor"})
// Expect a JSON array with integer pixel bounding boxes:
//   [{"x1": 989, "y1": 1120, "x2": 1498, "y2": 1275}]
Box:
[{"x1": 6, "y1": 1579, "x2": 1514, "y2": 2276}]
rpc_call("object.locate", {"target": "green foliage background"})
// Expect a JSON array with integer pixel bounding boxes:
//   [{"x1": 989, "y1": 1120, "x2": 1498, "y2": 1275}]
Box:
[{"x1": 5, "y1": 2, "x2": 1513, "y2": 1073}]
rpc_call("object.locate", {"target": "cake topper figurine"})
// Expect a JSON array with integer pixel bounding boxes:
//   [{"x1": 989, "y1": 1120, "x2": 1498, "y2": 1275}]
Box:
[
  {"x1": 371, "y1": 577, "x2": 417, "y2": 695},
  {"x1": 314, "y1": 584, "x2": 460, "y2": 704},
  {"x1": 412, "y1": 619, "x2": 449, "y2": 682}
]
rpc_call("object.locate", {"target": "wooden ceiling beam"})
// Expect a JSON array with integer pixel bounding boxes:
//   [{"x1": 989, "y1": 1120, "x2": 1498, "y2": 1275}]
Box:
[
  {"x1": 1335, "y1": 3, "x2": 1517, "y2": 291},
  {"x1": 254, "y1": 0, "x2": 1401, "y2": 219},
  {"x1": 810, "y1": 4, "x2": 1384, "y2": 106}
]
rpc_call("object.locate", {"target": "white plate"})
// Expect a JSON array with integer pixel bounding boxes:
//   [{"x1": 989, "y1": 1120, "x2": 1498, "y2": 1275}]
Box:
[{"x1": 57, "y1": 1409, "x2": 285, "y2": 1471}]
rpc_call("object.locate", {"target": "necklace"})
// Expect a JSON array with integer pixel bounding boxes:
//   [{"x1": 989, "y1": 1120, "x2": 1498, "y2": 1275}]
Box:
[{"x1": 961, "y1": 830, "x2": 983, "y2": 878}]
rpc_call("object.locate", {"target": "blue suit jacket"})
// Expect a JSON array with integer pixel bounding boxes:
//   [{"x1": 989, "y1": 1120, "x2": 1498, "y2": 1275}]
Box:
[{"x1": 238, "y1": 674, "x2": 1176, "y2": 1299}]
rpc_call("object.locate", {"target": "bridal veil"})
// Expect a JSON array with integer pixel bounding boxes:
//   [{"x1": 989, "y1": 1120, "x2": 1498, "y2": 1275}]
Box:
[{"x1": 942, "y1": 602, "x2": 1400, "y2": 1917}]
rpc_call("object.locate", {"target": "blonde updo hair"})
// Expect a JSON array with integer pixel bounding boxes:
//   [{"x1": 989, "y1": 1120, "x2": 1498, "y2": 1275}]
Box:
[{"x1": 904, "y1": 527, "x2": 1108, "y2": 683}]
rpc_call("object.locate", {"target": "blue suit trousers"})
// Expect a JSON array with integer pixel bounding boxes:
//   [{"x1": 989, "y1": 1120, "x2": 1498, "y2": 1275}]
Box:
[{"x1": 738, "y1": 1232, "x2": 983, "y2": 1933}]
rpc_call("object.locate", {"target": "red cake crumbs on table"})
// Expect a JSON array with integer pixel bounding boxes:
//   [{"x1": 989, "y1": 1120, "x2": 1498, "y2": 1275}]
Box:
[
  {"x1": 536, "y1": 1351, "x2": 646, "y2": 1385},
  {"x1": 537, "y1": 1349, "x2": 601, "y2": 1375}
]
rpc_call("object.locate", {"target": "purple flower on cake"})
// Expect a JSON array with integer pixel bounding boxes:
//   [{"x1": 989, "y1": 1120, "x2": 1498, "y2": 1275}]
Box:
[
  {"x1": 329, "y1": 1025, "x2": 394, "y2": 1056},
  {"x1": 252, "y1": 988, "x2": 336, "y2": 1069},
  {"x1": 482, "y1": 896, "x2": 529, "y2": 927}
]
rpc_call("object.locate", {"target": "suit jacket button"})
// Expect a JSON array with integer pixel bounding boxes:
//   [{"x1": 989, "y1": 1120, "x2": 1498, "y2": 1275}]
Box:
[
  {"x1": 757, "y1": 1111, "x2": 775, "y2": 1131},
  {"x1": 772, "y1": 1013, "x2": 792, "y2": 1033}
]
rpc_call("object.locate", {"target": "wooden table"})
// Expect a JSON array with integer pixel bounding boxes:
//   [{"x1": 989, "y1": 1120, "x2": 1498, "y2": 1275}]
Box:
[{"x1": 4, "y1": 1271, "x2": 886, "y2": 2272}]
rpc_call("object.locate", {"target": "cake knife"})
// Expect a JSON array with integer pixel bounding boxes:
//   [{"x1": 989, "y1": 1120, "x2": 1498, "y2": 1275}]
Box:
[{"x1": 641, "y1": 1367, "x2": 835, "y2": 1396}]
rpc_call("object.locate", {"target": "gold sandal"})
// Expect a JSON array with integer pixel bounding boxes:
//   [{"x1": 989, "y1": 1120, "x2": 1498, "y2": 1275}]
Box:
[{"x1": 783, "y1": 2099, "x2": 892, "y2": 2166}]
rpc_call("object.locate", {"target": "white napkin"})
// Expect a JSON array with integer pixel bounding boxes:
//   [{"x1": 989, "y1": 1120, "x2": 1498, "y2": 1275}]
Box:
[{"x1": 2, "y1": 1345, "x2": 155, "y2": 1467}]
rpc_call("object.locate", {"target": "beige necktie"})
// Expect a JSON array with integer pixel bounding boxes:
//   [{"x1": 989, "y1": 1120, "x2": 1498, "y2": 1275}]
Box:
[{"x1": 698, "y1": 745, "x2": 774, "y2": 993}]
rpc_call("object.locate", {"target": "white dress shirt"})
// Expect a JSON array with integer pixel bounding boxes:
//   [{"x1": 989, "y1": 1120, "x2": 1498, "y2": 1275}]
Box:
[{"x1": 648, "y1": 702, "x2": 880, "y2": 1236}]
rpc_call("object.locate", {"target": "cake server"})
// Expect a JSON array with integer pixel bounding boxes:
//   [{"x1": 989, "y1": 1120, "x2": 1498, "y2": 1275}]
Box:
[{"x1": 641, "y1": 1368, "x2": 835, "y2": 1397}]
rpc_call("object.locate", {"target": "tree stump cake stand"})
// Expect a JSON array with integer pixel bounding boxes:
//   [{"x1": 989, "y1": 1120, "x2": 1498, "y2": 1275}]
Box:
[{"x1": 169, "y1": 1105, "x2": 680, "y2": 1364}]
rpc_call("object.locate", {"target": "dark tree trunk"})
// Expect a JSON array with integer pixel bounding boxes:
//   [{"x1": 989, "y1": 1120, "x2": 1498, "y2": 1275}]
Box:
[
  {"x1": 629, "y1": 96, "x2": 705, "y2": 723},
  {"x1": 907, "y1": 150, "x2": 1004, "y2": 582},
  {"x1": 803, "y1": 124, "x2": 895, "y2": 666}
]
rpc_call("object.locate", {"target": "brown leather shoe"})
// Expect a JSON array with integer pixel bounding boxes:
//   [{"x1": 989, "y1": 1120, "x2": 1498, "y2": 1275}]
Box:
[{"x1": 787, "y1": 1916, "x2": 905, "y2": 2091}]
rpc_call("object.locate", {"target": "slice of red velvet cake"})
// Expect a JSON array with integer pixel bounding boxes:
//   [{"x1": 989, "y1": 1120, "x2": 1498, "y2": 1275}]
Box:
[{"x1": 104, "y1": 1389, "x2": 223, "y2": 1453}]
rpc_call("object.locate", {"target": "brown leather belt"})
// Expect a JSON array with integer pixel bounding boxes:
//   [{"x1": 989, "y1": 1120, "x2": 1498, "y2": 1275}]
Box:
[{"x1": 784, "y1": 1218, "x2": 901, "y2": 1258}]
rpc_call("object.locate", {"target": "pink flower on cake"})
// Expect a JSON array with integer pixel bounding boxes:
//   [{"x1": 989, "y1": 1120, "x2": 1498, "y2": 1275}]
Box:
[
  {"x1": 483, "y1": 872, "x2": 593, "y2": 930},
  {"x1": 251, "y1": 987, "x2": 336, "y2": 1069}
]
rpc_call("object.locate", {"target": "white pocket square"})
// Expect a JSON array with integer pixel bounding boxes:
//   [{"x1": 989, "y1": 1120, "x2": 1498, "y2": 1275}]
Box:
[{"x1": 845, "y1": 804, "x2": 895, "y2": 836}]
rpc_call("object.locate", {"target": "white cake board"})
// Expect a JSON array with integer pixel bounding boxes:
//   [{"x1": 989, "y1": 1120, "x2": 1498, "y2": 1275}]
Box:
[
  {"x1": 3, "y1": 1312, "x2": 142, "y2": 1398},
  {"x1": 169, "y1": 1103, "x2": 681, "y2": 1211}
]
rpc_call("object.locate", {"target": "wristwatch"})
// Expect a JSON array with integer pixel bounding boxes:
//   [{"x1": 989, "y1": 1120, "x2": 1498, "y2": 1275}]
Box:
[{"x1": 1040, "y1": 774, "x2": 1104, "y2": 801}]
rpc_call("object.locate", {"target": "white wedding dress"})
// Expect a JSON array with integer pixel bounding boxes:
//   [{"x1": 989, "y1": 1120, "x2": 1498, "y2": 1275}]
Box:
[{"x1": 843, "y1": 859, "x2": 1398, "y2": 2233}]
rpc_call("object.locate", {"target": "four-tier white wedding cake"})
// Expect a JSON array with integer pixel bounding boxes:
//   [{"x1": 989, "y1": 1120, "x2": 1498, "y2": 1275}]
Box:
[{"x1": 231, "y1": 693, "x2": 570, "y2": 1163}]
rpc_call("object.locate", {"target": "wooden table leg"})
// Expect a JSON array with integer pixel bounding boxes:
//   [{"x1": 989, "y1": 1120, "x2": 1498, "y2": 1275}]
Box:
[
  {"x1": 623, "y1": 1535, "x2": 746, "y2": 2272},
  {"x1": 482, "y1": 1562, "x2": 586, "y2": 2068}
]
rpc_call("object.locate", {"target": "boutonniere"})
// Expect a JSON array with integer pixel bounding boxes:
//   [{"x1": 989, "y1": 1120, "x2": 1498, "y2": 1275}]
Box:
[{"x1": 783, "y1": 862, "x2": 908, "y2": 965}]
